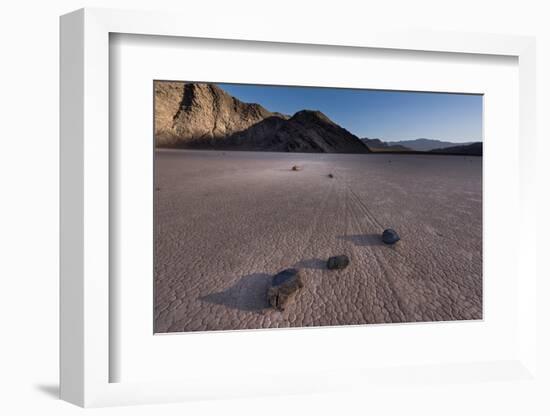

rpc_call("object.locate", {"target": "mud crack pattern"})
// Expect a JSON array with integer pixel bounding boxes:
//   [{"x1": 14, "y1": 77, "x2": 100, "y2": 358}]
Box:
[{"x1": 154, "y1": 150, "x2": 482, "y2": 332}]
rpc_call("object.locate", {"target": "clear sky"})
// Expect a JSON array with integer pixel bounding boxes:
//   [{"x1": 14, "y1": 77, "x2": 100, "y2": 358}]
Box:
[{"x1": 217, "y1": 83, "x2": 483, "y2": 143}]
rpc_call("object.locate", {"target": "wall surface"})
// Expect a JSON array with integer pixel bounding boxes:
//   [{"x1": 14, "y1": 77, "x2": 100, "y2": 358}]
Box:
[{"x1": 0, "y1": 0, "x2": 548, "y2": 415}]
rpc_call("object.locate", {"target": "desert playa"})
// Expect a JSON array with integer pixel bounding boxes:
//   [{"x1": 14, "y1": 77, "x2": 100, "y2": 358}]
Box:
[{"x1": 154, "y1": 149, "x2": 482, "y2": 332}]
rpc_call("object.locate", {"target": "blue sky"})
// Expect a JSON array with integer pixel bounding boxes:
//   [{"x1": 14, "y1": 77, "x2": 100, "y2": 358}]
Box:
[{"x1": 218, "y1": 83, "x2": 483, "y2": 143}]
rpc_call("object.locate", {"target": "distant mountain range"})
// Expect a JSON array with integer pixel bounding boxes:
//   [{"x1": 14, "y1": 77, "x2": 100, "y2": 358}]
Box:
[
  {"x1": 362, "y1": 137, "x2": 481, "y2": 156},
  {"x1": 385, "y1": 138, "x2": 476, "y2": 152},
  {"x1": 361, "y1": 138, "x2": 410, "y2": 152},
  {"x1": 155, "y1": 82, "x2": 481, "y2": 155},
  {"x1": 429, "y1": 142, "x2": 482, "y2": 156},
  {"x1": 155, "y1": 82, "x2": 368, "y2": 153}
]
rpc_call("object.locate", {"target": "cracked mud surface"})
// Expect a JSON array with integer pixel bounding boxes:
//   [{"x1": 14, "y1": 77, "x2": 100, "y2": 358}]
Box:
[{"x1": 154, "y1": 149, "x2": 482, "y2": 333}]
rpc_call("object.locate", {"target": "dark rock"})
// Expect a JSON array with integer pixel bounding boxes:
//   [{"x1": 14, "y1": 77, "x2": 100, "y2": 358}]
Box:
[
  {"x1": 382, "y1": 229, "x2": 400, "y2": 244},
  {"x1": 291, "y1": 165, "x2": 301, "y2": 171},
  {"x1": 327, "y1": 255, "x2": 350, "y2": 270},
  {"x1": 267, "y1": 268, "x2": 304, "y2": 311},
  {"x1": 328, "y1": 173, "x2": 334, "y2": 178}
]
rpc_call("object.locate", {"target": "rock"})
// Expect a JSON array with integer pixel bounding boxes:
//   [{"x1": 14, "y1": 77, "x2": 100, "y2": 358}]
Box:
[
  {"x1": 327, "y1": 255, "x2": 349, "y2": 270},
  {"x1": 291, "y1": 165, "x2": 302, "y2": 171},
  {"x1": 267, "y1": 268, "x2": 304, "y2": 311},
  {"x1": 382, "y1": 229, "x2": 400, "y2": 244},
  {"x1": 328, "y1": 173, "x2": 334, "y2": 178}
]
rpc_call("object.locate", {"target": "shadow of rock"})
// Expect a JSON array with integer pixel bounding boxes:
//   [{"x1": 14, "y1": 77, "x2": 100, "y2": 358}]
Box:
[
  {"x1": 200, "y1": 273, "x2": 272, "y2": 313},
  {"x1": 338, "y1": 234, "x2": 385, "y2": 247},
  {"x1": 293, "y1": 258, "x2": 327, "y2": 270},
  {"x1": 35, "y1": 384, "x2": 59, "y2": 399}
]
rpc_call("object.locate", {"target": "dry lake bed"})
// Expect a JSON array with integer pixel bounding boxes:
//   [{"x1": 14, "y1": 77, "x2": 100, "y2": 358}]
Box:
[{"x1": 154, "y1": 149, "x2": 482, "y2": 333}]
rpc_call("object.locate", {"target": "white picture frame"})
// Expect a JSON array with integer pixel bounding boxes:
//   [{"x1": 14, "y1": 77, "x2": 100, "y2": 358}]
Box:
[{"x1": 60, "y1": 7, "x2": 538, "y2": 408}]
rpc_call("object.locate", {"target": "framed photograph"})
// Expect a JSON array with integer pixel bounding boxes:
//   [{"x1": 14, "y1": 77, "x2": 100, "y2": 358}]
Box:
[
  {"x1": 60, "y1": 8, "x2": 538, "y2": 408},
  {"x1": 152, "y1": 80, "x2": 484, "y2": 334}
]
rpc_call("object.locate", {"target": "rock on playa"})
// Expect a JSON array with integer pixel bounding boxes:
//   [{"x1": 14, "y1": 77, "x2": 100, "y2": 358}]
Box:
[
  {"x1": 267, "y1": 268, "x2": 304, "y2": 311},
  {"x1": 382, "y1": 229, "x2": 400, "y2": 244},
  {"x1": 327, "y1": 255, "x2": 350, "y2": 270}
]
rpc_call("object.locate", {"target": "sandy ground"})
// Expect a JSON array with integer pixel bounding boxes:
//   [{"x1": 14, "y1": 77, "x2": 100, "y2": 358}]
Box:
[{"x1": 154, "y1": 149, "x2": 482, "y2": 332}]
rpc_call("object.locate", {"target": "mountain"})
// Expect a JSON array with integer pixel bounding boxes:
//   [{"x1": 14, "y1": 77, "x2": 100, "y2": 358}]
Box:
[
  {"x1": 386, "y1": 138, "x2": 475, "y2": 152},
  {"x1": 430, "y1": 142, "x2": 482, "y2": 156},
  {"x1": 362, "y1": 137, "x2": 482, "y2": 155},
  {"x1": 361, "y1": 138, "x2": 411, "y2": 152},
  {"x1": 155, "y1": 81, "x2": 278, "y2": 146},
  {"x1": 227, "y1": 110, "x2": 369, "y2": 153},
  {"x1": 154, "y1": 82, "x2": 369, "y2": 153}
]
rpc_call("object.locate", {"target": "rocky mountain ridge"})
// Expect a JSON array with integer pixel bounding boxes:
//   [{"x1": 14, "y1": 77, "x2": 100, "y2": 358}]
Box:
[{"x1": 154, "y1": 81, "x2": 369, "y2": 153}]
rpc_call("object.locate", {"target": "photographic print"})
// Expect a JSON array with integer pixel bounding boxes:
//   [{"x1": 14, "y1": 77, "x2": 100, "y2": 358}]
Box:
[{"x1": 154, "y1": 81, "x2": 482, "y2": 333}]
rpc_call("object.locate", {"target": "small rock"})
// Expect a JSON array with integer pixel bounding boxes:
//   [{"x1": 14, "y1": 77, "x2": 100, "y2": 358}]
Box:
[
  {"x1": 328, "y1": 173, "x2": 334, "y2": 178},
  {"x1": 291, "y1": 165, "x2": 302, "y2": 171},
  {"x1": 382, "y1": 229, "x2": 400, "y2": 244},
  {"x1": 327, "y1": 255, "x2": 349, "y2": 270},
  {"x1": 267, "y1": 268, "x2": 304, "y2": 311}
]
